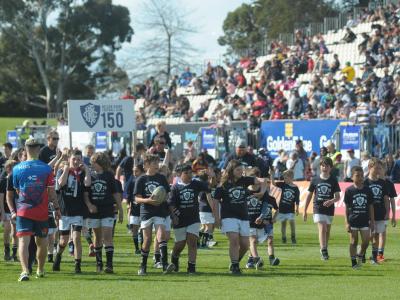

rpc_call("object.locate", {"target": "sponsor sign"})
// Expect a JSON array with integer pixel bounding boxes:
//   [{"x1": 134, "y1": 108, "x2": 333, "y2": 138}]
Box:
[
  {"x1": 96, "y1": 132, "x2": 107, "y2": 151},
  {"x1": 201, "y1": 128, "x2": 216, "y2": 150},
  {"x1": 340, "y1": 126, "x2": 360, "y2": 150},
  {"x1": 260, "y1": 120, "x2": 343, "y2": 157},
  {"x1": 6, "y1": 131, "x2": 18, "y2": 148},
  {"x1": 68, "y1": 100, "x2": 135, "y2": 132}
]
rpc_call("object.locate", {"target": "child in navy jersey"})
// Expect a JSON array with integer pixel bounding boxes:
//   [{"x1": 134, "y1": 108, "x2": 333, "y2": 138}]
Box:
[
  {"x1": 344, "y1": 166, "x2": 374, "y2": 268},
  {"x1": 304, "y1": 157, "x2": 341, "y2": 260},
  {"x1": 272, "y1": 169, "x2": 300, "y2": 244}
]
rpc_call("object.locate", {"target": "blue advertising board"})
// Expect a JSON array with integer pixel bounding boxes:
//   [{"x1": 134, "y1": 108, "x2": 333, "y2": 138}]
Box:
[
  {"x1": 201, "y1": 128, "x2": 216, "y2": 150},
  {"x1": 6, "y1": 131, "x2": 18, "y2": 148},
  {"x1": 260, "y1": 120, "x2": 343, "y2": 157},
  {"x1": 96, "y1": 132, "x2": 107, "y2": 151},
  {"x1": 340, "y1": 126, "x2": 360, "y2": 150}
]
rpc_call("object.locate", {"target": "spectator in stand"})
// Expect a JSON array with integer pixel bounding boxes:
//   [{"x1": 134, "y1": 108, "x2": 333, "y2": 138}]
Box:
[
  {"x1": 115, "y1": 2, "x2": 400, "y2": 145},
  {"x1": 384, "y1": 153, "x2": 394, "y2": 178},
  {"x1": 314, "y1": 53, "x2": 329, "y2": 74},
  {"x1": 356, "y1": 95, "x2": 370, "y2": 126},
  {"x1": 148, "y1": 121, "x2": 172, "y2": 149},
  {"x1": 365, "y1": 51, "x2": 377, "y2": 67},
  {"x1": 390, "y1": 153, "x2": 400, "y2": 183},
  {"x1": 235, "y1": 69, "x2": 247, "y2": 88},
  {"x1": 121, "y1": 87, "x2": 135, "y2": 100},
  {"x1": 341, "y1": 62, "x2": 356, "y2": 82},
  {"x1": 329, "y1": 54, "x2": 341, "y2": 73},
  {"x1": 179, "y1": 67, "x2": 193, "y2": 87},
  {"x1": 312, "y1": 147, "x2": 328, "y2": 178},
  {"x1": 358, "y1": 33, "x2": 370, "y2": 54},
  {"x1": 379, "y1": 98, "x2": 397, "y2": 124},
  {"x1": 346, "y1": 14, "x2": 358, "y2": 28},
  {"x1": 341, "y1": 27, "x2": 357, "y2": 44}
]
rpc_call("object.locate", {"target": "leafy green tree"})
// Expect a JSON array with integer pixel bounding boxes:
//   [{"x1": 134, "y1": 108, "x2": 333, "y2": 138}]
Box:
[
  {"x1": 218, "y1": 3, "x2": 263, "y2": 56},
  {"x1": 219, "y1": 0, "x2": 338, "y2": 56},
  {"x1": 0, "y1": 0, "x2": 133, "y2": 113}
]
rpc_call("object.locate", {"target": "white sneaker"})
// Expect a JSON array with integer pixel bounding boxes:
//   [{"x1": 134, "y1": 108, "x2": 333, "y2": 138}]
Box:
[
  {"x1": 207, "y1": 240, "x2": 217, "y2": 248},
  {"x1": 245, "y1": 262, "x2": 255, "y2": 269},
  {"x1": 18, "y1": 272, "x2": 29, "y2": 282}
]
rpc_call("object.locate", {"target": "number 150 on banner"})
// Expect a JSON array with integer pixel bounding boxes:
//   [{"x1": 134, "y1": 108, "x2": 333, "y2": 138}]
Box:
[{"x1": 68, "y1": 100, "x2": 136, "y2": 132}]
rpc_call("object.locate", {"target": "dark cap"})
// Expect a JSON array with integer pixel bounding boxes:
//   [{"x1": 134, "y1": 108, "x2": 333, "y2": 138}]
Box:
[
  {"x1": 25, "y1": 138, "x2": 40, "y2": 147},
  {"x1": 347, "y1": 148, "x2": 354, "y2": 153}
]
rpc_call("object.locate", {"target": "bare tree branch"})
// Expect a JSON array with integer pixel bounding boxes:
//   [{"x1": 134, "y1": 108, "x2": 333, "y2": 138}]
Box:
[{"x1": 125, "y1": 0, "x2": 198, "y2": 84}]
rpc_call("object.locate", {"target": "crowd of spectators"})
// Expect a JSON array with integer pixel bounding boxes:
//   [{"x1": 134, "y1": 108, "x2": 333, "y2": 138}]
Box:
[{"x1": 123, "y1": 3, "x2": 400, "y2": 131}]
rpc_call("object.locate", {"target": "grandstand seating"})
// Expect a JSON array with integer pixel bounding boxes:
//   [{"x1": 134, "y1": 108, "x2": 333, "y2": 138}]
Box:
[{"x1": 135, "y1": 4, "x2": 399, "y2": 126}]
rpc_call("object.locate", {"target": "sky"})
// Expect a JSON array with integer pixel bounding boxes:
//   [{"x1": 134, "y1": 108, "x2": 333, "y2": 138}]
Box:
[{"x1": 113, "y1": 0, "x2": 250, "y2": 70}]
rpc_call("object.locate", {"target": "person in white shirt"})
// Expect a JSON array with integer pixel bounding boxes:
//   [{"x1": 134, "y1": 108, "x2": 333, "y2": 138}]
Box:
[
  {"x1": 273, "y1": 150, "x2": 288, "y2": 180},
  {"x1": 360, "y1": 151, "x2": 370, "y2": 177},
  {"x1": 343, "y1": 149, "x2": 361, "y2": 182},
  {"x1": 286, "y1": 152, "x2": 305, "y2": 181},
  {"x1": 312, "y1": 147, "x2": 328, "y2": 179}
]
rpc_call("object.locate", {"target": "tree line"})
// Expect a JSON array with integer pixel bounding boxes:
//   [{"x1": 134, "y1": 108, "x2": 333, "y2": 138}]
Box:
[{"x1": 0, "y1": 0, "x2": 133, "y2": 114}]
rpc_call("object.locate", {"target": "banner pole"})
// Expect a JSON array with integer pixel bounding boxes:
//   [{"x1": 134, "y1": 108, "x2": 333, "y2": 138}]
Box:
[{"x1": 69, "y1": 130, "x2": 72, "y2": 149}]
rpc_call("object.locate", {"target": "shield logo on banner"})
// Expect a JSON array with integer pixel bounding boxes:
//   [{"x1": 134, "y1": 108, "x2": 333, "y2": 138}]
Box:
[{"x1": 80, "y1": 103, "x2": 100, "y2": 128}]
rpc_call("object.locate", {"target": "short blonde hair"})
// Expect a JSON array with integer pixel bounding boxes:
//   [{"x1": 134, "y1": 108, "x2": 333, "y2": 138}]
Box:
[
  {"x1": 4, "y1": 160, "x2": 17, "y2": 170},
  {"x1": 368, "y1": 157, "x2": 383, "y2": 169},
  {"x1": 156, "y1": 121, "x2": 166, "y2": 130},
  {"x1": 283, "y1": 169, "x2": 294, "y2": 178},
  {"x1": 47, "y1": 130, "x2": 59, "y2": 139}
]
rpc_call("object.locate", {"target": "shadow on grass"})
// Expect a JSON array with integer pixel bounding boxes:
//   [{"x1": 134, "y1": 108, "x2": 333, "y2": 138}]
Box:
[{"x1": 45, "y1": 266, "x2": 383, "y2": 283}]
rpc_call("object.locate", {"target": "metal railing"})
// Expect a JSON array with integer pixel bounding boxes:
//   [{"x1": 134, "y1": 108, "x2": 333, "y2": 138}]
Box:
[
  {"x1": 244, "y1": 1, "x2": 393, "y2": 57},
  {"x1": 360, "y1": 124, "x2": 400, "y2": 157}
]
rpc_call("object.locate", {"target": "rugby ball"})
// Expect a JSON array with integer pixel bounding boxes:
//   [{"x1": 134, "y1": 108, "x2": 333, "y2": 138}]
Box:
[{"x1": 151, "y1": 186, "x2": 167, "y2": 205}]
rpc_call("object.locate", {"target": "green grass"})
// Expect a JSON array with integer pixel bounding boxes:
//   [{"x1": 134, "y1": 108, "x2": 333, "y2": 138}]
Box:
[
  {"x1": 0, "y1": 214, "x2": 399, "y2": 300},
  {"x1": 0, "y1": 117, "x2": 57, "y2": 145}
]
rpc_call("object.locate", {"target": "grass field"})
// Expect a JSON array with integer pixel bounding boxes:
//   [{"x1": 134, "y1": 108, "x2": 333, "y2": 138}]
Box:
[
  {"x1": 0, "y1": 117, "x2": 57, "y2": 145},
  {"x1": 0, "y1": 213, "x2": 399, "y2": 300}
]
